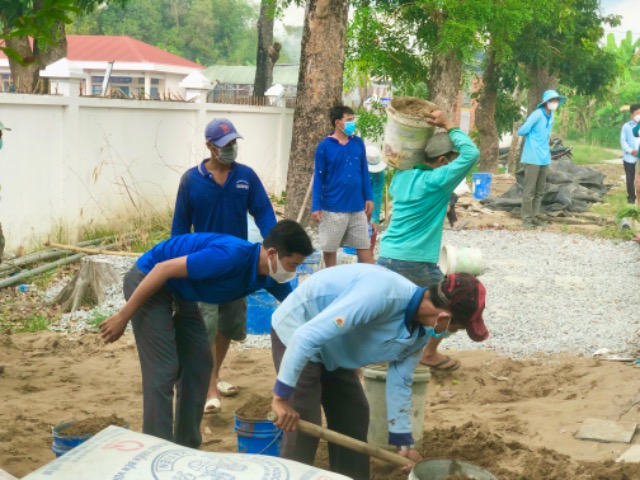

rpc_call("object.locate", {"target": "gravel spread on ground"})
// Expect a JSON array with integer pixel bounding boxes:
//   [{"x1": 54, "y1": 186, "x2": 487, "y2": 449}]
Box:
[{"x1": 45, "y1": 232, "x2": 640, "y2": 359}]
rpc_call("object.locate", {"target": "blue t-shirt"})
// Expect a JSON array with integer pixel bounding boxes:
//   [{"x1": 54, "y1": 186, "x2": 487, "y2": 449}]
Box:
[
  {"x1": 136, "y1": 233, "x2": 292, "y2": 304},
  {"x1": 517, "y1": 108, "x2": 553, "y2": 166},
  {"x1": 311, "y1": 135, "x2": 373, "y2": 213},
  {"x1": 171, "y1": 161, "x2": 276, "y2": 240}
]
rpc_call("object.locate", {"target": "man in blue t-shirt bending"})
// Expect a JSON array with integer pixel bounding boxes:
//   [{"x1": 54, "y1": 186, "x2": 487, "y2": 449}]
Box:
[
  {"x1": 99, "y1": 220, "x2": 313, "y2": 449},
  {"x1": 312, "y1": 105, "x2": 374, "y2": 267}
]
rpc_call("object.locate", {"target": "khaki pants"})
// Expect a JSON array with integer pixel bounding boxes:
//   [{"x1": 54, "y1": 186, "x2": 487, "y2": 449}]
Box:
[{"x1": 522, "y1": 164, "x2": 548, "y2": 223}]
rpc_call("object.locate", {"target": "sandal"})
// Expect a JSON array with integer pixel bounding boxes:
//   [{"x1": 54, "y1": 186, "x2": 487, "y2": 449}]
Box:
[
  {"x1": 204, "y1": 398, "x2": 221, "y2": 414},
  {"x1": 217, "y1": 380, "x2": 239, "y2": 397},
  {"x1": 420, "y1": 356, "x2": 461, "y2": 372}
]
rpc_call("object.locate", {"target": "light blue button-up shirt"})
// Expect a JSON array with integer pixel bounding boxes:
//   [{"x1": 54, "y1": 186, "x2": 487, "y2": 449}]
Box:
[
  {"x1": 272, "y1": 263, "x2": 430, "y2": 446},
  {"x1": 518, "y1": 107, "x2": 554, "y2": 166},
  {"x1": 621, "y1": 120, "x2": 639, "y2": 164}
]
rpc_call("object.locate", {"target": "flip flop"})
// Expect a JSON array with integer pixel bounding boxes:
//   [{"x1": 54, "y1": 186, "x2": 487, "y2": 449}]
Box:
[
  {"x1": 217, "y1": 380, "x2": 239, "y2": 397},
  {"x1": 420, "y1": 356, "x2": 461, "y2": 372},
  {"x1": 204, "y1": 398, "x2": 221, "y2": 415}
]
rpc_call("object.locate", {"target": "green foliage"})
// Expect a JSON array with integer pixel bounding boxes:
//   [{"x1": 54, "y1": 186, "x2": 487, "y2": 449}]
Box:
[
  {"x1": 69, "y1": 0, "x2": 259, "y2": 66},
  {"x1": 13, "y1": 314, "x2": 50, "y2": 333},
  {"x1": 616, "y1": 205, "x2": 640, "y2": 222},
  {"x1": 569, "y1": 143, "x2": 619, "y2": 165},
  {"x1": 87, "y1": 311, "x2": 109, "y2": 330}
]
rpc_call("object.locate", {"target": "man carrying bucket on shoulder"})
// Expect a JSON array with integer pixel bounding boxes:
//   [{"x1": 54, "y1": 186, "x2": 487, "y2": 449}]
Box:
[
  {"x1": 98, "y1": 220, "x2": 313, "y2": 449},
  {"x1": 270, "y1": 264, "x2": 489, "y2": 479},
  {"x1": 377, "y1": 109, "x2": 480, "y2": 374}
]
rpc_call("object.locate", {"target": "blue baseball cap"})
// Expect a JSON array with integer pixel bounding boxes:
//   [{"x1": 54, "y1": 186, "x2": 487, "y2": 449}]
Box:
[
  {"x1": 537, "y1": 90, "x2": 566, "y2": 109},
  {"x1": 205, "y1": 118, "x2": 243, "y2": 147}
]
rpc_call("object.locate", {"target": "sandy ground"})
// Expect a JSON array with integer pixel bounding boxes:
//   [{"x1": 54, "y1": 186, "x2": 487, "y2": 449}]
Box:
[{"x1": 1, "y1": 331, "x2": 639, "y2": 479}]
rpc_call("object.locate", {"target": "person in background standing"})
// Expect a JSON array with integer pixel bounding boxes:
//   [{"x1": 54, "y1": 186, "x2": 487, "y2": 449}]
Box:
[
  {"x1": 620, "y1": 104, "x2": 640, "y2": 205},
  {"x1": 365, "y1": 145, "x2": 386, "y2": 255},
  {"x1": 311, "y1": 105, "x2": 374, "y2": 267},
  {"x1": 517, "y1": 89, "x2": 567, "y2": 228},
  {"x1": 172, "y1": 118, "x2": 277, "y2": 414}
]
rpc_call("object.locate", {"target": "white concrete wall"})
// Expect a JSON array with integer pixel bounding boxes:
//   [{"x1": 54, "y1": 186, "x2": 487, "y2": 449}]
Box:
[{"x1": 0, "y1": 93, "x2": 293, "y2": 251}]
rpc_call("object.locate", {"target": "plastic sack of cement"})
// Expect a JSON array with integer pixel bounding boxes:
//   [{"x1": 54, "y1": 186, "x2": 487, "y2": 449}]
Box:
[{"x1": 23, "y1": 426, "x2": 352, "y2": 480}]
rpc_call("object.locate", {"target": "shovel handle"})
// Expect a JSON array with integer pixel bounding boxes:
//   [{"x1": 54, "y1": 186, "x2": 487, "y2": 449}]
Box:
[{"x1": 269, "y1": 412, "x2": 412, "y2": 468}]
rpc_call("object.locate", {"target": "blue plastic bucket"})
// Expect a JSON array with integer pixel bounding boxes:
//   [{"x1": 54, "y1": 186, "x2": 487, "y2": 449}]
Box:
[
  {"x1": 234, "y1": 414, "x2": 282, "y2": 456},
  {"x1": 472, "y1": 172, "x2": 492, "y2": 200},
  {"x1": 52, "y1": 422, "x2": 93, "y2": 457},
  {"x1": 246, "y1": 289, "x2": 279, "y2": 335}
]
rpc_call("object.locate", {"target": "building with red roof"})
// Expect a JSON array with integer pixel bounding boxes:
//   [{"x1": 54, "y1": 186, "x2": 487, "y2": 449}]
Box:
[{"x1": 1, "y1": 35, "x2": 204, "y2": 98}]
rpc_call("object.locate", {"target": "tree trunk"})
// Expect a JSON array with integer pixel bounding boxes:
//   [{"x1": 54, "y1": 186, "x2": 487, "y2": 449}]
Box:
[
  {"x1": 53, "y1": 257, "x2": 120, "y2": 312},
  {"x1": 4, "y1": 36, "x2": 39, "y2": 93},
  {"x1": 476, "y1": 49, "x2": 499, "y2": 173},
  {"x1": 428, "y1": 50, "x2": 463, "y2": 119},
  {"x1": 253, "y1": 0, "x2": 276, "y2": 97},
  {"x1": 283, "y1": 0, "x2": 350, "y2": 222},
  {"x1": 33, "y1": 12, "x2": 68, "y2": 94},
  {"x1": 507, "y1": 82, "x2": 523, "y2": 175},
  {"x1": 525, "y1": 64, "x2": 558, "y2": 114}
]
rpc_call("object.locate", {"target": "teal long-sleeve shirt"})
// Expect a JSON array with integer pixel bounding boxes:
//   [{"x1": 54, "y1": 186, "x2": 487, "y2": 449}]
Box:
[
  {"x1": 272, "y1": 264, "x2": 430, "y2": 446},
  {"x1": 379, "y1": 128, "x2": 480, "y2": 263},
  {"x1": 517, "y1": 107, "x2": 553, "y2": 166}
]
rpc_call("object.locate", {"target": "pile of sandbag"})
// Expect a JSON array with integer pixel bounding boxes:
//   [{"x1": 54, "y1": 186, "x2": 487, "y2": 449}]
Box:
[{"x1": 481, "y1": 156, "x2": 610, "y2": 214}]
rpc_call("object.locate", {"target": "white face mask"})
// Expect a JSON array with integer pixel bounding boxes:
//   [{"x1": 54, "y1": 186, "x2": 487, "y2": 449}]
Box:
[
  {"x1": 633, "y1": 114, "x2": 640, "y2": 123},
  {"x1": 268, "y1": 253, "x2": 297, "y2": 283},
  {"x1": 547, "y1": 101, "x2": 559, "y2": 112}
]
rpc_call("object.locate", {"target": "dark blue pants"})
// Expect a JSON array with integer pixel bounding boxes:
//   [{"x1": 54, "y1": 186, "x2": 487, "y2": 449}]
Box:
[{"x1": 124, "y1": 265, "x2": 213, "y2": 448}]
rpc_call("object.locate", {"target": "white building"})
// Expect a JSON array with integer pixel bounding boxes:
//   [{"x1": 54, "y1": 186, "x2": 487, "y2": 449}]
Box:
[{"x1": 0, "y1": 35, "x2": 204, "y2": 98}]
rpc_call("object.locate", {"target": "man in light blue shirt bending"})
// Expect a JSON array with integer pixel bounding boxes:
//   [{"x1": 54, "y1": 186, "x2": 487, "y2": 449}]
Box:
[
  {"x1": 269, "y1": 264, "x2": 488, "y2": 479},
  {"x1": 517, "y1": 89, "x2": 567, "y2": 228}
]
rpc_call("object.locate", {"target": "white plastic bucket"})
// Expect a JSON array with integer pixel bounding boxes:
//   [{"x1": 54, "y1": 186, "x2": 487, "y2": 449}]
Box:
[
  {"x1": 382, "y1": 98, "x2": 437, "y2": 170},
  {"x1": 438, "y1": 245, "x2": 484, "y2": 276},
  {"x1": 362, "y1": 364, "x2": 430, "y2": 449}
]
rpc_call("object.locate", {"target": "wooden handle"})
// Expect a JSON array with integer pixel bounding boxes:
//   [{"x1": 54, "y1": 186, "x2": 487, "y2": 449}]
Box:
[
  {"x1": 269, "y1": 413, "x2": 412, "y2": 467},
  {"x1": 296, "y1": 174, "x2": 315, "y2": 223},
  {"x1": 46, "y1": 242, "x2": 141, "y2": 257}
]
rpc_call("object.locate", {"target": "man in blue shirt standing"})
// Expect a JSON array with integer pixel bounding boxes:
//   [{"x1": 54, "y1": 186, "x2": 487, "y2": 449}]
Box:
[
  {"x1": 312, "y1": 105, "x2": 374, "y2": 267},
  {"x1": 99, "y1": 220, "x2": 313, "y2": 449},
  {"x1": 620, "y1": 104, "x2": 640, "y2": 204},
  {"x1": 270, "y1": 264, "x2": 488, "y2": 479},
  {"x1": 517, "y1": 89, "x2": 567, "y2": 228},
  {"x1": 172, "y1": 118, "x2": 277, "y2": 414}
]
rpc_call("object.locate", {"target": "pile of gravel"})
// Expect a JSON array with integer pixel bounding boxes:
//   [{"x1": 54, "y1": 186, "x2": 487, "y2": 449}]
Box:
[
  {"x1": 439, "y1": 230, "x2": 640, "y2": 358},
  {"x1": 45, "y1": 234, "x2": 640, "y2": 359}
]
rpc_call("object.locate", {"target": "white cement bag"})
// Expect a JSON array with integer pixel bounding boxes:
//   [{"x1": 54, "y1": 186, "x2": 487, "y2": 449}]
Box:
[
  {"x1": 23, "y1": 426, "x2": 352, "y2": 480},
  {"x1": 453, "y1": 179, "x2": 471, "y2": 197}
]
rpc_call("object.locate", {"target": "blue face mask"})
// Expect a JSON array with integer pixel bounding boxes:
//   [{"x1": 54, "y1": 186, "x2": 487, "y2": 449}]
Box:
[
  {"x1": 342, "y1": 120, "x2": 356, "y2": 136},
  {"x1": 425, "y1": 326, "x2": 451, "y2": 339}
]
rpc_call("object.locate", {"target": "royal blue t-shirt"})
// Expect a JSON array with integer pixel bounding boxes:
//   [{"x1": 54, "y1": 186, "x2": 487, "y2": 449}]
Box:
[
  {"x1": 136, "y1": 233, "x2": 292, "y2": 304},
  {"x1": 171, "y1": 161, "x2": 276, "y2": 240}
]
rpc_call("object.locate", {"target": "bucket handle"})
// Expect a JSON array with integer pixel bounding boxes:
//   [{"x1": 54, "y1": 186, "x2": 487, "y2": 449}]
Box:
[{"x1": 254, "y1": 429, "x2": 283, "y2": 455}]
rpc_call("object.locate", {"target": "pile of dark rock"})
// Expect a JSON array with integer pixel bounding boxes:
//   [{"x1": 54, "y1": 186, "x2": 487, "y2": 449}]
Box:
[{"x1": 481, "y1": 156, "x2": 611, "y2": 214}]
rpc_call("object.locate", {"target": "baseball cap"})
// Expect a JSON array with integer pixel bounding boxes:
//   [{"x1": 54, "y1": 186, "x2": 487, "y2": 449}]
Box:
[
  {"x1": 365, "y1": 145, "x2": 387, "y2": 173},
  {"x1": 205, "y1": 118, "x2": 243, "y2": 147},
  {"x1": 0, "y1": 121, "x2": 12, "y2": 131},
  {"x1": 435, "y1": 273, "x2": 488, "y2": 342},
  {"x1": 424, "y1": 133, "x2": 458, "y2": 159}
]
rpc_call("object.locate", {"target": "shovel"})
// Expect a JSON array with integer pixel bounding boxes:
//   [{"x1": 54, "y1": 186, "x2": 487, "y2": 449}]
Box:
[{"x1": 269, "y1": 412, "x2": 412, "y2": 468}]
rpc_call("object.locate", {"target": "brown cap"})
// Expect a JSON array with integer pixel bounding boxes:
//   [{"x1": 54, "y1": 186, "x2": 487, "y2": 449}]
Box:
[{"x1": 436, "y1": 273, "x2": 488, "y2": 342}]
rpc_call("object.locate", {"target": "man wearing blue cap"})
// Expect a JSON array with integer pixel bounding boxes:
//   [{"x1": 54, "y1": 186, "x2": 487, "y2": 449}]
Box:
[
  {"x1": 517, "y1": 90, "x2": 567, "y2": 228},
  {"x1": 172, "y1": 118, "x2": 278, "y2": 414}
]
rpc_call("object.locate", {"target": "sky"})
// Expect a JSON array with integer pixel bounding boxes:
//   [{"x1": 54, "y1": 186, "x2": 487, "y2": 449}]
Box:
[{"x1": 600, "y1": 0, "x2": 640, "y2": 44}]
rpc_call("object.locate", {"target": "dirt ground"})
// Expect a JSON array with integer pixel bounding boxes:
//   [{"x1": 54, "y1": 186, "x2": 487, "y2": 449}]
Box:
[{"x1": 1, "y1": 331, "x2": 639, "y2": 479}]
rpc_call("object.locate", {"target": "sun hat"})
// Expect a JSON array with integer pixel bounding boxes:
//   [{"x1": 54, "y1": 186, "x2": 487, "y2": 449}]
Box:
[
  {"x1": 365, "y1": 145, "x2": 387, "y2": 173},
  {"x1": 537, "y1": 90, "x2": 567, "y2": 109},
  {"x1": 205, "y1": 118, "x2": 243, "y2": 147},
  {"x1": 435, "y1": 273, "x2": 488, "y2": 342}
]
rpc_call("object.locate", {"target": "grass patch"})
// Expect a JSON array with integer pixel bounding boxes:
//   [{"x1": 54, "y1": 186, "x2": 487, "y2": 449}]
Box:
[
  {"x1": 589, "y1": 188, "x2": 637, "y2": 241},
  {"x1": 86, "y1": 311, "x2": 109, "y2": 330},
  {"x1": 12, "y1": 314, "x2": 50, "y2": 333},
  {"x1": 570, "y1": 143, "x2": 620, "y2": 165}
]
